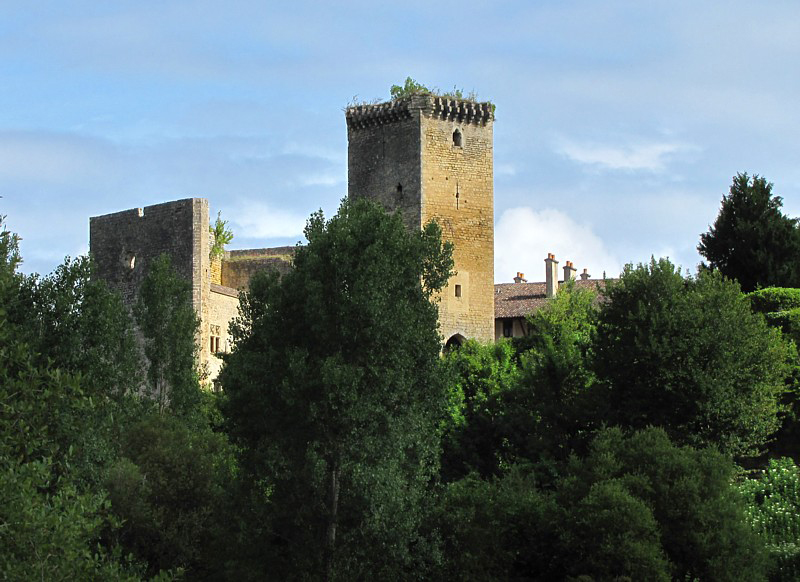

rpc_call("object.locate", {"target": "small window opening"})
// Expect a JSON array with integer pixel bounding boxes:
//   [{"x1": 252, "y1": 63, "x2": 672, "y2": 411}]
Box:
[
  {"x1": 453, "y1": 129, "x2": 462, "y2": 147},
  {"x1": 455, "y1": 284, "x2": 462, "y2": 298},
  {"x1": 397, "y1": 183, "x2": 403, "y2": 194},
  {"x1": 503, "y1": 319, "x2": 513, "y2": 338}
]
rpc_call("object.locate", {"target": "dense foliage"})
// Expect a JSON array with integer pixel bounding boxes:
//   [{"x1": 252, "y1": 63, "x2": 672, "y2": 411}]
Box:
[
  {"x1": 593, "y1": 258, "x2": 789, "y2": 458},
  {"x1": 699, "y1": 173, "x2": 800, "y2": 292},
  {"x1": 221, "y1": 198, "x2": 454, "y2": 579},
  {"x1": 3, "y1": 183, "x2": 800, "y2": 579}
]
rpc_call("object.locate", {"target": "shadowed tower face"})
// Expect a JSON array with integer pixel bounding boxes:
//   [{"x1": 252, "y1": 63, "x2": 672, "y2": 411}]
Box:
[{"x1": 346, "y1": 94, "x2": 495, "y2": 344}]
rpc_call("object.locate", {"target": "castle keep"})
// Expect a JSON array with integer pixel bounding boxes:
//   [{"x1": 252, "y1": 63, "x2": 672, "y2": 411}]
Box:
[
  {"x1": 90, "y1": 93, "x2": 532, "y2": 377},
  {"x1": 347, "y1": 95, "x2": 495, "y2": 344}
]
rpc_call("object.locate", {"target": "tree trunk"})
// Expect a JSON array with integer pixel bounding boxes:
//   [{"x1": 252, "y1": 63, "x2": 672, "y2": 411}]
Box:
[{"x1": 324, "y1": 462, "x2": 341, "y2": 581}]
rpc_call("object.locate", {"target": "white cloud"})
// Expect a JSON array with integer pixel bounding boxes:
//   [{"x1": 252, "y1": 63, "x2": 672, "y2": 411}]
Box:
[
  {"x1": 229, "y1": 200, "x2": 307, "y2": 239},
  {"x1": 555, "y1": 138, "x2": 693, "y2": 172},
  {"x1": 495, "y1": 207, "x2": 621, "y2": 283}
]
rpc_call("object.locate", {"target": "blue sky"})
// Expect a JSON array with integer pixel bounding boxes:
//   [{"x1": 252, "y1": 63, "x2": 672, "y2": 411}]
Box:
[{"x1": 3, "y1": 1, "x2": 799, "y2": 282}]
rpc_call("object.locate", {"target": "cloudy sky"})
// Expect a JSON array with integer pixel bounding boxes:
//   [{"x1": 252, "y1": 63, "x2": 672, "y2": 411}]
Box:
[{"x1": 3, "y1": 1, "x2": 799, "y2": 282}]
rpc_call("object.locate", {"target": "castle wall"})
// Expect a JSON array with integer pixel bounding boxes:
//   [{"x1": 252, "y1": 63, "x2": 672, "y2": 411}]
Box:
[
  {"x1": 221, "y1": 247, "x2": 295, "y2": 290},
  {"x1": 89, "y1": 198, "x2": 216, "y2": 378}
]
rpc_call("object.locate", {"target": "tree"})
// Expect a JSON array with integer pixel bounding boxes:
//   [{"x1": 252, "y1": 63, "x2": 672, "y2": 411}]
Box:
[
  {"x1": 0, "y1": 218, "x2": 143, "y2": 579},
  {"x1": 135, "y1": 254, "x2": 202, "y2": 417},
  {"x1": 441, "y1": 340, "x2": 521, "y2": 481},
  {"x1": 592, "y1": 258, "x2": 790, "y2": 458},
  {"x1": 557, "y1": 427, "x2": 767, "y2": 581},
  {"x1": 11, "y1": 256, "x2": 141, "y2": 400},
  {"x1": 210, "y1": 211, "x2": 234, "y2": 260},
  {"x1": 220, "y1": 198, "x2": 454, "y2": 579},
  {"x1": 699, "y1": 173, "x2": 800, "y2": 292}
]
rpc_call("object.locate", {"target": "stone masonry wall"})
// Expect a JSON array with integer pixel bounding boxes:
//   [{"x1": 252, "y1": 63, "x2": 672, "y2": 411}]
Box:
[
  {"x1": 90, "y1": 198, "x2": 217, "y2": 378},
  {"x1": 206, "y1": 285, "x2": 239, "y2": 381},
  {"x1": 89, "y1": 198, "x2": 207, "y2": 308},
  {"x1": 221, "y1": 247, "x2": 295, "y2": 290},
  {"x1": 347, "y1": 99, "x2": 422, "y2": 231},
  {"x1": 420, "y1": 107, "x2": 494, "y2": 344}
]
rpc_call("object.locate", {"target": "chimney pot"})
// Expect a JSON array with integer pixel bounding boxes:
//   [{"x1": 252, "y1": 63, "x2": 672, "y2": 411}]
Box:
[{"x1": 580, "y1": 268, "x2": 591, "y2": 281}]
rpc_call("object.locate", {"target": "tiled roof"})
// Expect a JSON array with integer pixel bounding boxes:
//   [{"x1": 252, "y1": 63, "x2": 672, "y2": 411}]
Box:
[{"x1": 494, "y1": 279, "x2": 607, "y2": 319}]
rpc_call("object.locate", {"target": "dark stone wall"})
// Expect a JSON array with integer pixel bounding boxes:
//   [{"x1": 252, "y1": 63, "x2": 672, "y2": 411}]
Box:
[
  {"x1": 347, "y1": 107, "x2": 422, "y2": 230},
  {"x1": 89, "y1": 198, "x2": 206, "y2": 308}
]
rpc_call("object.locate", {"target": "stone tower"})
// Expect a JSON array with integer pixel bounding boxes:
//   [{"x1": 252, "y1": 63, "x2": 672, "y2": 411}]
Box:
[{"x1": 346, "y1": 94, "x2": 495, "y2": 344}]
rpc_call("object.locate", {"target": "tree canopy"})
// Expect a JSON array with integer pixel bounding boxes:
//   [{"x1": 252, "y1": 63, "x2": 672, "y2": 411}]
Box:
[
  {"x1": 220, "y1": 198, "x2": 454, "y2": 579},
  {"x1": 699, "y1": 173, "x2": 800, "y2": 292},
  {"x1": 592, "y1": 258, "x2": 790, "y2": 458}
]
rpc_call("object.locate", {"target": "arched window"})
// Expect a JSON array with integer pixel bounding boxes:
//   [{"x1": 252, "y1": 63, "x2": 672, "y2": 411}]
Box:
[{"x1": 452, "y1": 129, "x2": 462, "y2": 147}]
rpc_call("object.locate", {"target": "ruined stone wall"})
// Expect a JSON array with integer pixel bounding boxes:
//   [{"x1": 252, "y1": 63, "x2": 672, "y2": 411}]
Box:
[
  {"x1": 346, "y1": 95, "x2": 495, "y2": 344},
  {"x1": 221, "y1": 247, "x2": 295, "y2": 290},
  {"x1": 89, "y1": 198, "x2": 208, "y2": 309}
]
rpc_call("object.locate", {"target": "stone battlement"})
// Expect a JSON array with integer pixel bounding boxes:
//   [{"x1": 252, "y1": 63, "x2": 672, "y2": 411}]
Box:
[{"x1": 346, "y1": 95, "x2": 493, "y2": 130}]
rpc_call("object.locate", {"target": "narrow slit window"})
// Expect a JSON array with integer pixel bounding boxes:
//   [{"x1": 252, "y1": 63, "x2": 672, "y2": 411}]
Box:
[
  {"x1": 455, "y1": 284, "x2": 462, "y2": 298},
  {"x1": 453, "y1": 129, "x2": 462, "y2": 147}
]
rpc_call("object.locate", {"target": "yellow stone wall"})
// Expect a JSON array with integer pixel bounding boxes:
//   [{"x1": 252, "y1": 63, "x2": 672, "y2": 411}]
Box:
[
  {"x1": 419, "y1": 114, "x2": 494, "y2": 344},
  {"x1": 205, "y1": 287, "x2": 239, "y2": 381}
]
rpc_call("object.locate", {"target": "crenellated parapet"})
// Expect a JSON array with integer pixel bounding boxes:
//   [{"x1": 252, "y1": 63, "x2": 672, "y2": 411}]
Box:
[{"x1": 346, "y1": 95, "x2": 494, "y2": 130}]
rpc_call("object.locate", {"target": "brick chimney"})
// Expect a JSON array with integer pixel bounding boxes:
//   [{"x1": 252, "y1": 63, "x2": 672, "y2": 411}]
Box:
[
  {"x1": 545, "y1": 253, "x2": 559, "y2": 298},
  {"x1": 563, "y1": 261, "x2": 577, "y2": 284},
  {"x1": 580, "y1": 268, "x2": 591, "y2": 281},
  {"x1": 513, "y1": 272, "x2": 527, "y2": 284}
]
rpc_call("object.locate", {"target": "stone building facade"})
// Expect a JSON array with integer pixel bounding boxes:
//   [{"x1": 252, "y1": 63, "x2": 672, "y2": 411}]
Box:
[{"x1": 346, "y1": 95, "x2": 496, "y2": 345}]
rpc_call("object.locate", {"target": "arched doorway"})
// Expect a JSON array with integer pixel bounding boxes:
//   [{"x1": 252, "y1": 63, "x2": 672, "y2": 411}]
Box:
[{"x1": 444, "y1": 334, "x2": 466, "y2": 352}]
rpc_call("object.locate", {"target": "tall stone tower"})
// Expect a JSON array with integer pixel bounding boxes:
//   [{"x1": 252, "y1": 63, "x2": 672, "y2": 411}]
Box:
[{"x1": 346, "y1": 94, "x2": 495, "y2": 344}]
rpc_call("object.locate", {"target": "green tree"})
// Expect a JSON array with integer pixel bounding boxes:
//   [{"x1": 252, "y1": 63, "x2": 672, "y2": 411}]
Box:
[
  {"x1": 441, "y1": 340, "x2": 521, "y2": 480},
  {"x1": 220, "y1": 198, "x2": 454, "y2": 579},
  {"x1": 11, "y1": 256, "x2": 141, "y2": 399},
  {"x1": 135, "y1": 254, "x2": 202, "y2": 417},
  {"x1": 105, "y1": 413, "x2": 235, "y2": 578},
  {"x1": 390, "y1": 77, "x2": 432, "y2": 99},
  {"x1": 0, "y1": 218, "x2": 143, "y2": 580},
  {"x1": 592, "y1": 258, "x2": 790, "y2": 458},
  {"x1": 699, "y1": 173, "x2": 800, "y2": 292},
  {"x1": 558, "y1": 427, "x2": 767, "y2": 581},
  {"x1": 210, "y1": 211, "x2": 234, "y2": 259}
]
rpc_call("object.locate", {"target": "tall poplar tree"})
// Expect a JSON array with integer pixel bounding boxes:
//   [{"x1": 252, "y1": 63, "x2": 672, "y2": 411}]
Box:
[{"x1": 220, "y1": 198, "x2": 453, "y2": 580}]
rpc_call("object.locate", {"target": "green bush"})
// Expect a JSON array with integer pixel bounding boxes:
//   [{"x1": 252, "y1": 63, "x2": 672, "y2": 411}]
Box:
[{"x1": 748, "y1": 288, "x2": 800, "y2": 314}]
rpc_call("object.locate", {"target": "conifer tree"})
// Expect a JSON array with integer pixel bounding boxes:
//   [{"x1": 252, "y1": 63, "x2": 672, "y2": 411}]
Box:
[{"x1": 699, "y1": 173, "x2": 800, "y2": 292}]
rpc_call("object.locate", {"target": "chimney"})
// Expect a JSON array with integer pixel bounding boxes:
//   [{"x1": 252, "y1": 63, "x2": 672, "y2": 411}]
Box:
[
  {"x1": 580, "y1": 268, "x2": 591, "y2": 281},
  {"x1": 545, "y1": 253, "x2": 559, "y2": 298},
  {"x1": 513, "y1": 272, "x2": 527, "y2": 284},
  {"x1": 563, "y1": 261, "x2": 577, "y2": 284}
]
